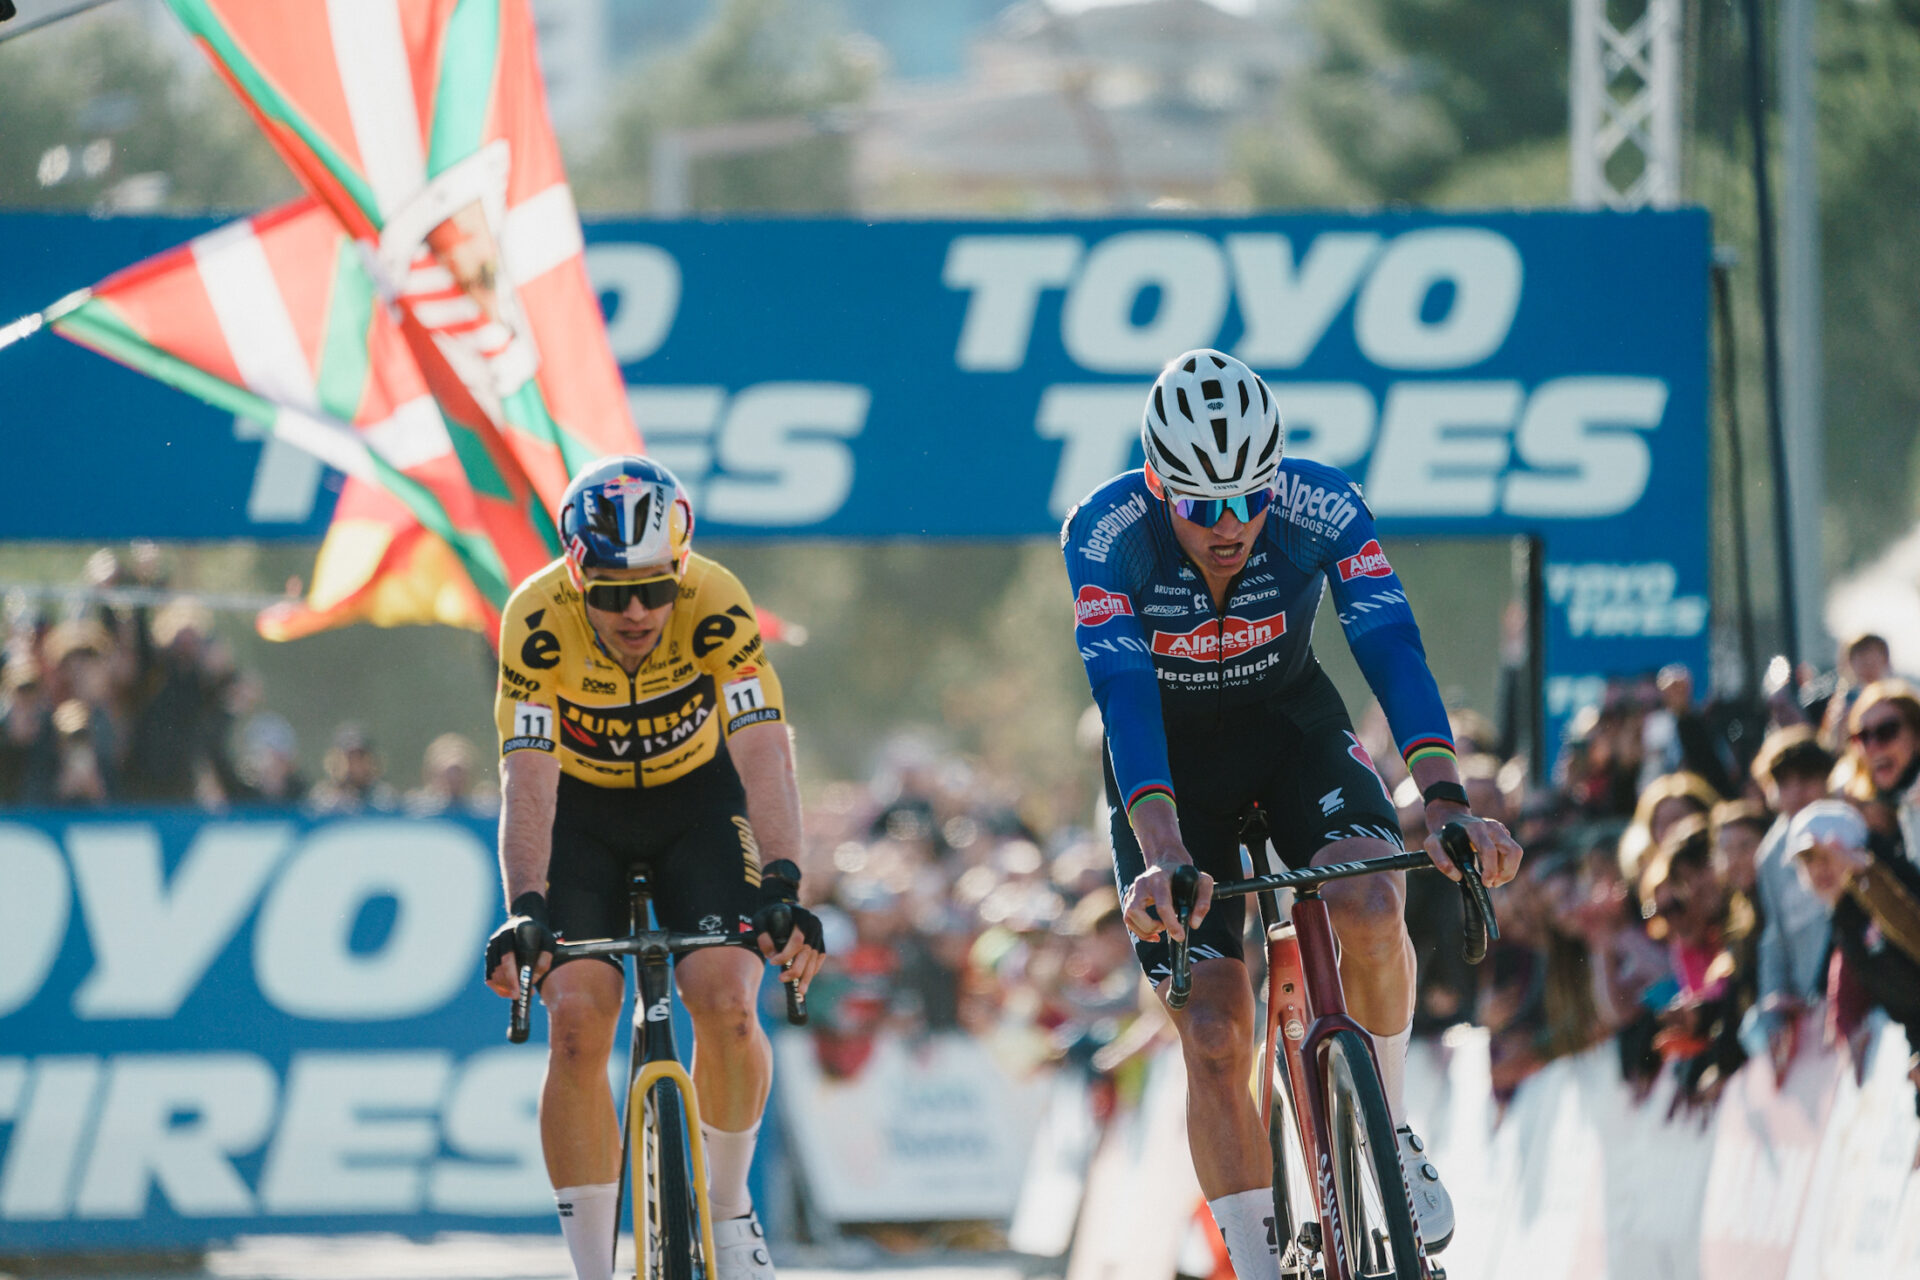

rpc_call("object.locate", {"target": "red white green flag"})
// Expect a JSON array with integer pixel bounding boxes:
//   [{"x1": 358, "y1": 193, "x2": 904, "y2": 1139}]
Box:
[
  {"x1": 164, "y1": 0, "x2": 641, "y2": 511},
  {"x1": 47, "y1": 197, "x2": 558, "y2": 631}
]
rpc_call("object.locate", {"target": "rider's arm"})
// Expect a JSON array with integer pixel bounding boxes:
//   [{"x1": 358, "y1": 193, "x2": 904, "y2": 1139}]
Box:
[
  {"x1": 494, "y1": 590, "x2": 562, "y2": 907},
  {"x1": 1061, "y1": 504, "x2": 1177, "y2": 833},
  {"x1": 729, "y1": 721, "x2": 802, "y2": 867},
  {"x1": 499, "y1": 750, "x2": 560, "y2": 903},
  {"x1": 1318, "y1": 476, "x2": 1457, "y2": 792}
]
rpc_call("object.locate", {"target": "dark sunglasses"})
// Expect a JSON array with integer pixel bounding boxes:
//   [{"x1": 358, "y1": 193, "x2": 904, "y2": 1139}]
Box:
[
  {"x1": 1852, "y1": 718, "x2": 1905, "y2": 747},
  {"x1": 1167, "y1": 487, "x2": 1275, "y2": 528},
  {"x1": 583, "y1": 575, "x2": 678, "y2": 612}
]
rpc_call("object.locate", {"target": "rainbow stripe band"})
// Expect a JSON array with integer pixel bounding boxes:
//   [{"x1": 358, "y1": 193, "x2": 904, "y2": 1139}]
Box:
[
  {"x1": 1403, "y1": 739, "x2": 1457, "y2": 769},
  {"x1": 1125, "y1": 783, "x2": 1177, "y2": 821}
]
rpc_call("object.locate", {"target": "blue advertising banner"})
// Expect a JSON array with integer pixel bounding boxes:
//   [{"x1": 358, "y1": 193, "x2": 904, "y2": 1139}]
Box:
[
  {"x1": 1, "y1": 210, "x2": 1711, "y2": 729},
  {"x1": 0, "y1": 810, "x2": 788, "y2": 1252}
]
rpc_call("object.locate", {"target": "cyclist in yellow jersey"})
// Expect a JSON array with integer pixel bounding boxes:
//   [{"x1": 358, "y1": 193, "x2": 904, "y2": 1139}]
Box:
[{"x1": 483, "y1": 457, "x2": 824, "y2": 1280}]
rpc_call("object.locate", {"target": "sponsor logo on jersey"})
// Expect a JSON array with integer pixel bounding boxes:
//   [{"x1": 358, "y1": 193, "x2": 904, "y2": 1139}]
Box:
[
  {"x1": 1275, "y1": 471, "x2": 1360, "y2": 538},
  {"x1": 1151, "y1": 610, "x2": 1286, "y2": 660},
  {"x1": 1078, "y1": 492, "x2": 1149, "y2": 563},
  {"x1": 1337, "y1": 539, "x2": 1394, "y2": 582},
  {"x1": 499, "y1": 664, "x2": 538, "y2": 692},
  {"x1": 580, "y1": 676, "x2": 619, "y2": 695},
  {"x1": 1075, "y1": 585, "x2": 1135, "y2": 626},
  {"x1": 557, "y1": 676, "x2": 715, "y2": 763},
  {"x1": 1142, "y1": 603, "x2": 1188, "y2": 616}
]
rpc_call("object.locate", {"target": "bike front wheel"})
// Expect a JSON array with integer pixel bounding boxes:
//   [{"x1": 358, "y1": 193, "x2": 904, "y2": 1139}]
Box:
[
  {"x1": 641, "y1": 1079, "x2": 704, "y2": 1280},
  {"x1": 1320, "y1": 1028, "x2": 1422, "y2": 1280}
]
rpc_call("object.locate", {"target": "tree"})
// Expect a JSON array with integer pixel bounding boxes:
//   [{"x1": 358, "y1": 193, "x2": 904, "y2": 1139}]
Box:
[
  {"x1": 573, "y1": 0, "x2": 878, "y2": 214},
  {"x1": 0, "y1": 8, "x2": 294, "y2": 212}
]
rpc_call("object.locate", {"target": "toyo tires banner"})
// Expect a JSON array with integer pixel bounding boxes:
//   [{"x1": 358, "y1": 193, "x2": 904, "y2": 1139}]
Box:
[
  {"x1": 0, "y1": 811, "x2": 555, "y2": 1251},
  {"x1": 2, "y1": 210, "x2": 1711, "y2": 728}
]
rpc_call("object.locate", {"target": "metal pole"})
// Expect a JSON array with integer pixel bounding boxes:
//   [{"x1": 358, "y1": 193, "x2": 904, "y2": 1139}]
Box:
[
  {"x1": 1713, "y1": 256, "x2": 1762, "y2": 702},
  {"x1": 1779, "y1": 0, "x2": 1825, "y2": 664},
  {"x1": 1739, "y1": 0, "x2": 1801, "y2": 666},
  {"x1": 0, "y1": 0, "x2": 122, "y2": 44}
]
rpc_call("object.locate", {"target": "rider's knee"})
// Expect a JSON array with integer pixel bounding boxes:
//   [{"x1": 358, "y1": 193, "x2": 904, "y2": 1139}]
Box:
[
  {"x1": 1178, "y1": 999, "x2": 1252, "y2": 1074},
  {"x1": 678, "y1": 968, "x2": 759, "y2": 1034},
  {"x1": 1326, "y1": 876, "x2": 1406, "y2": 956},
  {"x1": 543, "y1": 972, "x2": 621, "y2": 1068}
]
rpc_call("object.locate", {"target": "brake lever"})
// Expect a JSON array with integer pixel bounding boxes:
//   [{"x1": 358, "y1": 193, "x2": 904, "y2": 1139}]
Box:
[
  {"x1": 1439, "y1": 822, "x2": 1500, "y2": 965},
  {"x1": 1166, "y1": 865, "x2": 1200, "y2": 1010}
]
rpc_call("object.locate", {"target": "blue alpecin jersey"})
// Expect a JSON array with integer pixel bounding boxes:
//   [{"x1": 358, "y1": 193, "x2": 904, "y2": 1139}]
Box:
[{"x1": 1061, "y1": 458, "x2": 1454, "y2": 817}]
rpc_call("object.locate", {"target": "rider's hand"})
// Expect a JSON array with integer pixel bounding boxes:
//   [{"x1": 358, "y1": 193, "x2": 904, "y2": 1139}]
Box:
[
  {"x1": 754, "y1": 902, "x2": 826, "y2": 996},
  {"x1": 1127, "y1": 801, "x2": 1212, "y2": 941},
  {"x1": 484, "y1": 891, "x2": 556, "y2": 999},
  {"x1": 753, "y1": 860, "x2": 826, "y2": 997},
  {"x1": 1423, "y1": 805, "x2": 1524, "y2": 887}
]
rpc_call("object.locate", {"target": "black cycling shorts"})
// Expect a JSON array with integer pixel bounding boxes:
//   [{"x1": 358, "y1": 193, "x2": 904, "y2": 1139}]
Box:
[
  {"x1": 1105, "y1": 663, "x2": 1402, "y2": 982},
  {"x1": 545, "y1": 758, "x2": 764, "y2": 971}
]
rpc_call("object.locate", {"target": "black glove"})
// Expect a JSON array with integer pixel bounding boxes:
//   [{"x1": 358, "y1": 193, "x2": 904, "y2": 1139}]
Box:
[
  {"x1": 485, "y1": 891, "x2": 557, "y2": 982},
  {"x1": 753, "y1": 860, "x2": 825, "y2": 955}
]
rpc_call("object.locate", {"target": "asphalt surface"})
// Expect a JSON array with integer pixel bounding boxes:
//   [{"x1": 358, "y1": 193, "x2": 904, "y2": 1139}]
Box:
[{"x1": 2, "y1": 1235, "x2": 1040, "y2": 1280}]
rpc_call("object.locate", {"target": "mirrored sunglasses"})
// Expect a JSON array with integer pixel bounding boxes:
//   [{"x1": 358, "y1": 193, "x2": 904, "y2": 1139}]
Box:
[
  {"x1": 1167, "y1": 488, "x2": 1275, "y2": 528},
  {"x1": 583, "y1": 575, "x2": 678, "y2": 612}
]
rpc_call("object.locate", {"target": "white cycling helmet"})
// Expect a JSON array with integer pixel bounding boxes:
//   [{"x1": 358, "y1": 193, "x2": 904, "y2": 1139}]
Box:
[{"x1": 1141, "y1": 349, "x2": 1284, "y2": 498}]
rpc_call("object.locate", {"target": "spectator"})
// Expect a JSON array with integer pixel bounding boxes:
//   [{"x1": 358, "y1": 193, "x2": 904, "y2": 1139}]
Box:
[
  {"x1": 121, "y1": 599, "x2": 233, "y2": 805},
  {"x1": 0, "y1": 656, "x2": 57, "y2": 804},
  {"x1": 1818, "y1": 633, "x2": 1895, "y2": 752},
  {"x1": 1640, "y1": 664, "x2": 1739, "y2": 798},
  {"x1": 307, "y1": 722, "x2": 399, "y2": 814},
  {"x1": 230, "y1": 713, "x2": 307, "y2": 805},
  {"x1": 1639, "y1": 816, "x2": 1753, "y2": 1105},
  {"x1": 1709, "y1": 799, "x2": 1771, "y2": 900},
  {"x1": 1786, "y1": 800, "x2": 1920, "y2": 1115},
  {"x1": 1740, "y1": 726, "x2": 1838, "y2": 1080},
  {"x1": 1618, "y1": 770, "x2": 1721, "y2": 884},
  {"x1": 404, "y1": 732, "x2": 498, "y2": 817},
  {"x1": 49, "y1": 699, "x2": 110, "y2": 807},
  {"x1": 1843, "y1": 680, "x2": 1920, "y2": 868}
]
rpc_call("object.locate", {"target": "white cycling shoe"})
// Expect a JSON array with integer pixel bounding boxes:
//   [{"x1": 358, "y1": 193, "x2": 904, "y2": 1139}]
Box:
[
  {"x1": 1396, "y1": 1125, "x2": 1454, "y2": 1253},
  {"x1": 714, "y1": 1211, "x2": 776, "y2": 1280}
]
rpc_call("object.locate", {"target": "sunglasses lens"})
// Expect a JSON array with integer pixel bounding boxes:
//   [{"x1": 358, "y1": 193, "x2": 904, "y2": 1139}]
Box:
[
  {"x1": 586, "y1": 577, "x2": 677, "y2": 611},
  {"x1": 637, "y1": 578, "x2": 678, "y2": 609},
  {"x1": 1858, "y1": 721, "x2": 1902, "y2": 746},
  {"x1": 1171, "y1": 488, "x2": 1274, "y2": 527}
]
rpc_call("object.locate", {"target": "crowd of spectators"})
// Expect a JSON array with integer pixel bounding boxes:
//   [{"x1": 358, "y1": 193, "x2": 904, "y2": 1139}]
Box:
[
  {"x1": 781, "y1": 633, "x2": 1920, "y2": 1137},
  {"x1": 0, "y1": 544, "x2": 495, "y2": 817}
]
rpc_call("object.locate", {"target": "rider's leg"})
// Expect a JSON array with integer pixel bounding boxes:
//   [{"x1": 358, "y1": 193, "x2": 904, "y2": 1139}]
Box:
[
  {"x1": 1314, "y1": 835, "x2": 1414, "y2": 1104},
  {"x1": 1171, "y1": 958, "x2": 1282, "y2": 1280},
  {"x1": 676, "y1": 945, "x2": 770, "y2": 1220},
  {"x1": 541, "y1": 959, "x2": 626, "y2": 1280}
]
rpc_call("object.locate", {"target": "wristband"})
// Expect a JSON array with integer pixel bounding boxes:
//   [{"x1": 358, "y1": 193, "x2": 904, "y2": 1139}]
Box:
[
  {"x1": 1421, "y1": 781, "x2": 1470, "y2": 808},
  {"x1": 509, "y1": 891, "x2": 549, "y2": 925}
]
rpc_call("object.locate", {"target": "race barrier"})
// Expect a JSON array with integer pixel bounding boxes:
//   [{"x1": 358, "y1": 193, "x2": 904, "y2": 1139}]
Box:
[
  {"x1": 1050, "y1": 1022, "x2": 1920, "y2": 1279},
  {"x1": 3, "y1": 210, "x2": 1712, "y2": 747},
  {"x1": 0, "y1": 810, "x2": 772, "y2": 1253}
]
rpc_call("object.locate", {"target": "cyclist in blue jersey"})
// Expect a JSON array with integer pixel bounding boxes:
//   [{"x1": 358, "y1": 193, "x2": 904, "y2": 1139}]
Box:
[{"x1": 1062, "y1": 349, "x2": 1523, "y2": 1272}]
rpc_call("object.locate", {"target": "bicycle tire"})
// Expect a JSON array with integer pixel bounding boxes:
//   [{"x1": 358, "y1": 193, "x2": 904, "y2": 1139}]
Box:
[
  {"x1": 1320, "y1": 1029, "x2": 1421, "y2": 1280},
  {"x1": 641, "y1": 1079, "x2": 701, "y2": 1280}
]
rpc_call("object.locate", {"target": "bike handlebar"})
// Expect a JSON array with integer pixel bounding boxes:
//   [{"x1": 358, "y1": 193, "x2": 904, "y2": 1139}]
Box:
[
  {"x1": 1165, "y1": 865, "x2": 1201, "y2": 1011},
  {"x1": 1161, "y1": 822, "x2": 1500, "y2": 990}
]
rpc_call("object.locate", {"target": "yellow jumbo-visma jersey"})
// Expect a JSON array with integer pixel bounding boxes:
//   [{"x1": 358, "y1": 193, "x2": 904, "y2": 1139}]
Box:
[{"x1": 493, "y1": 554, "x2": 785, "y2": 788}]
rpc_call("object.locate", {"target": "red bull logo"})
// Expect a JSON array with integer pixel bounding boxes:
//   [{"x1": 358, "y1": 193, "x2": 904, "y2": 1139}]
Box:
[
  {"x1": 1337, "y1": 539, "x2": 1394, "y2": 582},
  {"x1": 1075, "y1": 585, "x2": 1134, "y2": 626},
  {"x1": 1151, "y1": 611, "x2": 1286, "y2": 659}
]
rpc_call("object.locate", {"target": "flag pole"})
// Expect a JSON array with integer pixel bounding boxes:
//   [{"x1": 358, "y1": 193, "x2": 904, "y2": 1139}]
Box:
[{"x1": 0, "y1": 290, "x2": 91, "y2": 354}]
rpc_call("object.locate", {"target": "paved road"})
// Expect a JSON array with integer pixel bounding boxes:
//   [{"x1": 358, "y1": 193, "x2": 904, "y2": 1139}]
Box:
[{"x1": 6, "y1": 1234, "x2": 1040, "y2": 1280}]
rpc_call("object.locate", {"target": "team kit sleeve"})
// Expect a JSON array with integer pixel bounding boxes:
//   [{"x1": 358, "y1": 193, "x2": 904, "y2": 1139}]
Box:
[
  {"x1": 494, "y1": 587, "x2": 559, "y2": 759},
  {"x1": 692, "y1": 565, "x2": 787, "y2": 738},
  {"x1": 1319, "y1": 474, "x2": 1456, "y2": 774},
  {"x1": 1061, "y1": 505, "x2": 1176, "y2": 822}
]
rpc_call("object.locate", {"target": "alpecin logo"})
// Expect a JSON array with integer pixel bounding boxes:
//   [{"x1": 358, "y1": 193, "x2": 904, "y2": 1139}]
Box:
[
  {"x1": 1337, "y1": 539, "x2": 1394, "y2": 582},
  {"x1": 1075, "y1": 585, "x2": 1134, "y2": 626},
  {"x1": 1151, "y1": 610, "x2": 1285, "y2": 660}
]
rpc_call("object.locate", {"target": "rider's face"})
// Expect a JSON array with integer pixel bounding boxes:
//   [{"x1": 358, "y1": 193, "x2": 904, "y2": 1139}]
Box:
[
  {"x1": 582, "y1": 562, "x2": 676, "y2": 665},
  {"x1": 1168, "y1": 502, "x2": 1267, "y2": 581}
]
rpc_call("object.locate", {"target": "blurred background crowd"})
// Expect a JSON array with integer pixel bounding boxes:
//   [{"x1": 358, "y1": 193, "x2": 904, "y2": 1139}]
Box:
[
  {"x1": 8, "y1": 541, "x2": 1919, "y2": 1131},
  {"x1": 0, "y1": 542, "x2": 496, "y2": 817}
]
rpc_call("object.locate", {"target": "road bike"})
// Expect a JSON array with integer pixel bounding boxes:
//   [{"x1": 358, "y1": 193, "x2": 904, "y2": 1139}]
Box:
[
  {"x1": 1166, "y1": 821, "x2": 1496, "y2": 1280},
  {"x1": 508, "y1": 861, "x2": 810, "y2": 1280}
]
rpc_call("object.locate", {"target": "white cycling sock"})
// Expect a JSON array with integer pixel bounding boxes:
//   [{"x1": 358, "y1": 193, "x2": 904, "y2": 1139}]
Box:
[
  {"x1": 701, "y1": 1120, "x2": 759, "y2": 1221},
  {"x1": 554, "y1": 1182, "x2": 618, "y2": 1280},
  {"x1": 1208, "y1": 1188, "x2": 1282, "y2": 1280},
  {"x1": 1372, "y1": 1021, "x2": 1412, "y2": 1124}
]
